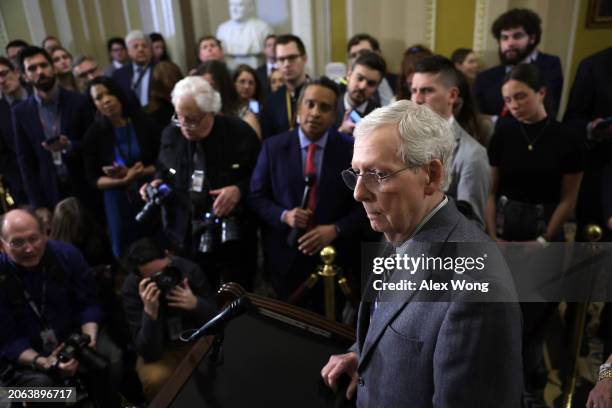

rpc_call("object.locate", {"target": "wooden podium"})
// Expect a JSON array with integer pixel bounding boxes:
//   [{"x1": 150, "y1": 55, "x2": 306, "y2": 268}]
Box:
[{"x1": 151, "y1": 283, "x2": 356, "y2": 408}]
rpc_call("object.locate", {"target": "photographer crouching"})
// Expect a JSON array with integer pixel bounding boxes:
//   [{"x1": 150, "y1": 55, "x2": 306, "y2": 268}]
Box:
[
  {"x1": 0, "y1": 209, "x2": 122, "y2": 407},
  {"x1": 139, "y1": 75, "x2": 260, "y2": 290},
  {"x1": 121, "y1": 238, "x2": 216, "y2": 400}
]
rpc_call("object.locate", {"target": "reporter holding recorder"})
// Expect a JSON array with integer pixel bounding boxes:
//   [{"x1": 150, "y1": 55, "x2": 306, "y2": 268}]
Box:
[{"x1": 83, "y1": 76, "x2": 160, "y2": 258}]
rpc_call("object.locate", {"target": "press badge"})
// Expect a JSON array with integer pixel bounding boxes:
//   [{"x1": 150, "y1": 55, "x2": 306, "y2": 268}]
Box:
[
  {"x1": 167, "y1": 317, "x2": 183, "y2": 341},
  {"x1": 191, "y1": 170, "x2": 205, "y2": 193},
  {"x1": 52, "y1": 151, "x2": 63, "y2": 166},
  {"x1": 40, "y1": 328, "x2": 58, "y2": 354}
]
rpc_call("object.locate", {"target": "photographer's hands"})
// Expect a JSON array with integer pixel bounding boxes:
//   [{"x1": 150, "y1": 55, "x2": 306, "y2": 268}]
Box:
[
  {"x1": 166, "y1": 278, "x2": 198, "y2": 311},
  {"x1": 210, "y1": 185, "x2": 241, "y2": 217},
  {"x1": 139, "y1": 277, "x2": 161, "y2": 320}
]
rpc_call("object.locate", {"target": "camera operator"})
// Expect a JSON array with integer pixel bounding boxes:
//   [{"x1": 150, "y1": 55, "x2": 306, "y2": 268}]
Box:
[
  {"x1": 0, "y1": 208, "x2": 122, "y2": 407},
  {"x1": 121, "y1": 237, "x2": 216, "y2": 400},
  {"x1": 139, "y1": 75, "x2": 260, "y2": 289}
]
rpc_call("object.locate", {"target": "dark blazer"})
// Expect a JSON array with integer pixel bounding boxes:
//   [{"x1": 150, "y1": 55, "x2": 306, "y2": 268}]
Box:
[
  {"x1": 0, "y1": 98, "x2": 27, "y2": 204},
  {"x1": 334, "y1": 88, "x2": 379, "y2": 129},
  {"x1": 352, "y1": 199, "x2": 523, "y2": 407},
  {"x1": 12, "y1": 87, "x2": 94, "y2": 209},
  {"x1": 112, "y1": 62, "x2": 155, "y2": 109},
  {"x1": 248, "y1": 128, "x2": 368, "y2": 293},
  {"x1": 157, "y1": 116, "x2": 260, "y2": 248},
  {"x1": 564, "y1": 46, "x2": 612, "y2": 133},
  {"x1": 256, "y1": 64, "x2": 271, "y2": 99},
  {"x1": 82, "y1": 110, "x2": 161, "y2": 188},
  {"x1": 260, "y1": 84, "x2": 298, "y2": 139},
  {"x1": 474, "y1": 52, "x2": 563, "y2": 117}
]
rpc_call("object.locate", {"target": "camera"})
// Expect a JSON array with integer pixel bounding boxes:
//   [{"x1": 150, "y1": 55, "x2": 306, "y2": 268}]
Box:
[
  {"x1": 55, "y1": 333, "x2": 108, "y2": 372},
  {"x1": 192, "y1": 211, "x2": 241, "y2": 254},
  {"x1": 135, "y1": 168, "x2": 176, "y2": 223},
  {"x1": 150, "y1": 265, "x2": 182, "y2": 295}
]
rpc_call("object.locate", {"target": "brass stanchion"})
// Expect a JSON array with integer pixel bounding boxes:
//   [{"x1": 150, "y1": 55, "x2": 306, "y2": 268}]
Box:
[
  {"x1": 289, "y1": 246, "x2": 352, "y2": 321},
  {"x1": 562, "y1": 224, "x2": 602, "y2": 408},
  {"x1": 0, "y1": 176, "x2": 15, "y2": 213}
]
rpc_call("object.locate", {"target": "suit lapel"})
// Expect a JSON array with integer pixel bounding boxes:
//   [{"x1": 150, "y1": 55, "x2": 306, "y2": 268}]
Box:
[
  {"x1": 357, "y1": 201, "x2": 462, "y2": 369},
  {"x1": 283, "y1": 130, "x2": 304, "y2": 205}
]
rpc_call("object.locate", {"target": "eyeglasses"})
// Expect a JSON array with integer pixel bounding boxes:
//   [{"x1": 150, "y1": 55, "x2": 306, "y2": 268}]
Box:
[
  {"x1": 1, "y1": 234, "x2": 43, "y2": 250},
  {"x1": 276, "y1": 54, "x2": 302, "y2": 64},
  {"x1": 341, "y1": 167, "x2": 412, "y2": 191},
  {"x1": 171, "y1": 113, "x2": 208, "y2": 130}
]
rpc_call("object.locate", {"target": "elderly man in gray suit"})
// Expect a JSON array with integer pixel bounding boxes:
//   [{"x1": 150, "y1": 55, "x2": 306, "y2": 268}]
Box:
[
  {"x1": 321, "y1": 100, "x2": 522, "y2": 407},
  {"x1": 410, "y1": 55, "x2": 490, "y2": 228}
]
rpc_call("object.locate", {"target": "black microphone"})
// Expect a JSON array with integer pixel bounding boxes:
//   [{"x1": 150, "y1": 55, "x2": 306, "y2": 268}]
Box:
[
  {"x1": 287, "y1": 173, "x2": 316, "y2": 247},
  {"x1": 187, "y1": 296, "x2": 252, "y2": 341}
]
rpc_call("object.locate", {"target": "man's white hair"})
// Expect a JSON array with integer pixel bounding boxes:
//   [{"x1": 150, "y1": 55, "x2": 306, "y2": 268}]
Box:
[
  {"x1": 171, "y1": 75, "x2": 221, "y2": 114},
  {"x1": 353, "y1": 100, "x2": 455, "y2": 190},
  {"x1": 125, "y1": 30, "x2": 149, "y2": 45}
]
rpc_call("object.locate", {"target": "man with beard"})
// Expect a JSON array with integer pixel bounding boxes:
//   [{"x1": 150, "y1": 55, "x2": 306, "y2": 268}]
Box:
[
  {"x1": 12, "y1": 46, "x2": 94, "y2": 209},
  {"x1": 474, "y1": 8, "x2": 563, "y2": 118},
  {"x1": 336, "y1": 51, "x2": 385, "y2": 136}
]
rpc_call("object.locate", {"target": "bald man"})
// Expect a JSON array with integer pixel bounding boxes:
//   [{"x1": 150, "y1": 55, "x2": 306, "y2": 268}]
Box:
[{"x1": 0, "y1": 209, "x2": 122, "y2": 406}]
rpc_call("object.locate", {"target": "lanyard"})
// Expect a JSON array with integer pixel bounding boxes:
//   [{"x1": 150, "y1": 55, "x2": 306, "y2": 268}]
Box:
[
  {"x1": 10, "y1": 267, "x2": 50, "y2": 329},
  {"x1": 132, "y1": 64, "x2": 149, "y2": 91},
  {"x1": 285, "y1": 90, "x2": 295, "y2": 130}
]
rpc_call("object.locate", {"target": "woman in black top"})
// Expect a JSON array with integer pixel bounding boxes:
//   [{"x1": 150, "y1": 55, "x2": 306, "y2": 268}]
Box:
[
  {"x1": 485, "y1": 63, "x2": 585, "y2": 242},
  {"x1": 83, "y1": 77, "x2": 160, "y2": 258}
]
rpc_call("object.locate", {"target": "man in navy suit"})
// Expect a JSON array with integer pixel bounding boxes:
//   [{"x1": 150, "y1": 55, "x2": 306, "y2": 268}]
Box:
[
  {"x1": 112, "y1": 30, "x2": 154, "y2": 109},
  {"x1": 0, "y1": 57, "x2": 28, "y2": 205},
  {"x1": 260, "y1": 34, "x2": 308, "y2": 139},
  {"x1": 256, "y1": 34, "x2": 276, "y2": 99},
  {"x1": 12, "y1": 46, "x2": 94, "y2": 209},
  {"x1": 249, "y1": 77, "x2": 368, "y2": 302},
  {"x1": 474, "y1": 8, "x2": 563, "y2": 118}
]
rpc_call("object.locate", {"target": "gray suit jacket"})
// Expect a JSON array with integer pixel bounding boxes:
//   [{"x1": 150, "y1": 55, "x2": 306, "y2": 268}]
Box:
[
  {"x1": 446, "y1": 120, "x2": 490, "y2": 228},
  {"x1": 352, "y1": 199, "x2": 522, "y2": 407}
]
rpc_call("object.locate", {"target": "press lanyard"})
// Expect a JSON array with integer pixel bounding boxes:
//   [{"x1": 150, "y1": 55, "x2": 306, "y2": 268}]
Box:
[
  {"x1": 11, "y1": 268, "x2": 50, "y2": 329},
  {"x1": 285, "y1": 90, "x2": 295, "y2": 130}
]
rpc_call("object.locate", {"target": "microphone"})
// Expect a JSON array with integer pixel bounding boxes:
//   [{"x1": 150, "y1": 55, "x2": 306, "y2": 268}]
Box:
[
  {"x1": 187, "y1": 296, "x2": 252, "y2": 342},
  {"x1": 287, "y1": 173, "x2": 316, "y2": 247}
]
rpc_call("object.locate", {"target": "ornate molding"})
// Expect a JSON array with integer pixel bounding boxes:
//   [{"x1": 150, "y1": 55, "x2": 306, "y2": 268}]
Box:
[
  {"x1": 0, "y1": 10, "x2": 9, "y2": 51},
  {"x1": 473, "y1": 0, "x2": 488, "y2": 54},
  {"x1": 424, "y1": 0, "x2": 436, "y2": 50}
]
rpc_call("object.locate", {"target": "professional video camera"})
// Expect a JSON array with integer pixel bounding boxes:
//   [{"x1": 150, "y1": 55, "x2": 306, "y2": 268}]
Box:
[
  {"x1": 54, "y1": 333, "x2": 108, "y2": 372},
  {"x1": 135, "y1": 168, "x2": 177, "y2": 223},
  {"x1": 150, "y1": 265, "x2": 182, "y2": 295},
  {"x1": 192, "y1": 210, "x2": 241, "y2": 254}
]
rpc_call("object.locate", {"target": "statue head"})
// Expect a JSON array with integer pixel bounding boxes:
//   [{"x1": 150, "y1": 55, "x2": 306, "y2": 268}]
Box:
[{"x1": 229, "y1": 0, "x2": 254, "y2": 22}]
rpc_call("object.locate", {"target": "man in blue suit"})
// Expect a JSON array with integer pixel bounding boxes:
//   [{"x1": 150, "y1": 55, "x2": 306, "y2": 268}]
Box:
[
  {"x1": 249, "y1": 77, "x2": 368, "y2": 302},
  {"x1": 13, "y1": 46, "x2": 94, "y2": 210},
  {"x1": 112, "y1": 30, "x2": 154, "y2": 109},
  {"x1": 474, "y1": 8, "x2": 563, "y2": 118}
]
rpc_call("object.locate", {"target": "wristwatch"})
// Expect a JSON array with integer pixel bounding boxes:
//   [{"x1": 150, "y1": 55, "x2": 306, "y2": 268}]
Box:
[{"x1": 599, "y1": 363, "x2": 612, "y2": 381}]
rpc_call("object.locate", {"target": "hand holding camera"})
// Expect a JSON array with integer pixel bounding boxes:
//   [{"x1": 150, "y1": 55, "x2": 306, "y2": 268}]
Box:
[
  {"x1": 166, "y1": 278, "x2": 197, "y2": 311},
  {"x1": 210, "y1": 185, "x2": 241, "y2": 217},
  {"x1": 139, "y1": 277, "x2": 161, "y2": 320}
]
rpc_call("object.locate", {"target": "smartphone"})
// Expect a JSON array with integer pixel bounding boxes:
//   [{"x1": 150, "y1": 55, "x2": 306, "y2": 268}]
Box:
[
  {"x1": 102, "y1": 165, "x2": 119, "y2": 177},
  {"x1": 349, "y1": 110, "x2": 362, "y2": 124},
  {"x1": 45, "y1": 136, "x2": 60, "y2": 145}
]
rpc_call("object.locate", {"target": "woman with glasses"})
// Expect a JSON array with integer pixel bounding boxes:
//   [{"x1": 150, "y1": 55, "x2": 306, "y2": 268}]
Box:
[
  {"x1": 195, "y1": 60, "x2": 261, "y2": 139},
  {"x1": 83, "y1": 76, "x2": 160, "y2": 258},
  {"x1": 485, "y1": 63, "x2": 586, "y2": 398}
]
